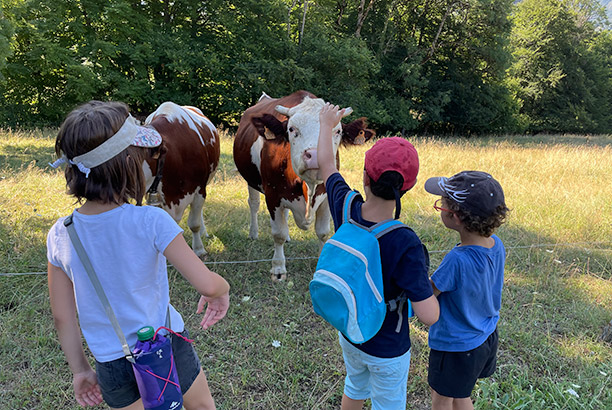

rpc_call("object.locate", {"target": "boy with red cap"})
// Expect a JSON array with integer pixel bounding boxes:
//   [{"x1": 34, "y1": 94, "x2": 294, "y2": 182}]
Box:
[
  {"x1": 317, "y1": 103, "x2": 439, "y2": 410},
  {"x1": 424, "y1": 171, "x2": 509, "y2": 410}
]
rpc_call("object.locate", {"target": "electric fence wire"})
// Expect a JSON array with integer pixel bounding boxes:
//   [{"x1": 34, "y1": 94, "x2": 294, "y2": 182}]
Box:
[{"x1": 1, "y1": 241, "x2": 610, "y2": 277}]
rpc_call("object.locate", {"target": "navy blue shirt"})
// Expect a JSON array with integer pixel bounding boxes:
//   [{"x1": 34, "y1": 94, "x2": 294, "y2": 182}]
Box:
[{"x1": 325, "y1": 173, "x2": 433, "y2": 358}]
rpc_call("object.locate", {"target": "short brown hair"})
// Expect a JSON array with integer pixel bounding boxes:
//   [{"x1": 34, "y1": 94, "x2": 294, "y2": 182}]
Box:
[
  {"x1": 55, "y1": 101, "x2": 147, "y2": 205},
  {"x1": 445, "y1": 197, "x2": 509, "y2": 237}
]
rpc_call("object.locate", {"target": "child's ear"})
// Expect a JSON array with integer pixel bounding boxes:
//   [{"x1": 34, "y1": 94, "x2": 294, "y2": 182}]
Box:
[{"x1": 363, "y1": 170, "x2": 370, "y2": 186}]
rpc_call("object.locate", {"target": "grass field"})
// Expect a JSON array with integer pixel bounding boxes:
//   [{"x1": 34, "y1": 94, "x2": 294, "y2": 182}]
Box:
[{"x1": 0, "y1": 128, "x2": 611, "y2": 409}]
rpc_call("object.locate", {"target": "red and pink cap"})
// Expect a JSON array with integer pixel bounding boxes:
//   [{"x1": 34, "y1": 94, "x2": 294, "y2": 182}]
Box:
[{"x1": 364, "y1": 137, "x2": 419, "y2": 191}]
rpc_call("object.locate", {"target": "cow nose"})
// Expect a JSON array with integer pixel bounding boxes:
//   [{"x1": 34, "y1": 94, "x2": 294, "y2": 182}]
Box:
[{"x1": 303, "y1": 149, "x2": 318, "y2": 169}]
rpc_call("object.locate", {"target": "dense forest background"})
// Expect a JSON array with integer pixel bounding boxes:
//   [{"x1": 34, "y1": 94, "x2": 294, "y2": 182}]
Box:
[{"x1": 1, "y1": 0, "x2": 611, "y2": 135}]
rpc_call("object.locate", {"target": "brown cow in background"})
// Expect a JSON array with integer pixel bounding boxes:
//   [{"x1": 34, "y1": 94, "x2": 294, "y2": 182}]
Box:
[
  {"x1": 233, "y1": 90, "x2": 374, "y2": 280},
  {"x1": 144, "y1": 102, "x2": 220, "y2": 257}
]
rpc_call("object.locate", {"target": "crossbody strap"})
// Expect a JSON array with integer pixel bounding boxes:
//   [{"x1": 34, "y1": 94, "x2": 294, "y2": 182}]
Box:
[{"x1": 64, "y1": 214, "x2": 135, "y2": 363}]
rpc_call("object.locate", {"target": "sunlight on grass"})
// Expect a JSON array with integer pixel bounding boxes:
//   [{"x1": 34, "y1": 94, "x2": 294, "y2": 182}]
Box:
[
  {"x1": 557, "y1": 334, "x2": 610, "y2": 364},
  {"x1": 1, "y1": 129, "x2": 610, "y2": 409}
]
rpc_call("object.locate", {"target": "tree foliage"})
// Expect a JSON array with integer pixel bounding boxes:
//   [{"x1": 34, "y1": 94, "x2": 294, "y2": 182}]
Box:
[
  {"x1": 509, "y1": 0, "x2": 612, "y2": 133},
  {"x1": 0, "y1": 0, "x2": 611, "y2": 134}
]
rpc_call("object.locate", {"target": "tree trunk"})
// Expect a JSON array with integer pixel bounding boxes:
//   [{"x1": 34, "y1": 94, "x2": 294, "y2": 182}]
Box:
[
  {"x1": 378, "y1": 0, "x2": 399, "y2": 56},
  {"x1": 421, "y1": 1, "x2": 454, "y2": 64},
  {"x1": 299, "y1": 0, "x2": 309, "y2": 47},
  {"x1": 355, "y1": 0, "x2": 375, "y2": 38},
  {"x1": 336, "y1": 0, "x2": 347, "y2": 27}
]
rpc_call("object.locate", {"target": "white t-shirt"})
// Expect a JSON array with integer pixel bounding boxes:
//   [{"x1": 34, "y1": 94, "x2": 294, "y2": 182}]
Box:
[{"x1": 47, "y1": 204, "x2": 185, "y2": 362}]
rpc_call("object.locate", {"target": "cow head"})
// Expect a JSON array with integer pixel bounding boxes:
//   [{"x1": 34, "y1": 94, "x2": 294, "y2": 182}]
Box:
[{"x1": 253, "y1": 97, "x2": 366, "y2": 184}]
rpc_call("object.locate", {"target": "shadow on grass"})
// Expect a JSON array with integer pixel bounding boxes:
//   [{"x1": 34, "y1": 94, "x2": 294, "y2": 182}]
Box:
[
  {"x1": 183, "y1": 198, "x2": 612, "y2": 409},
  {"x1": 1, "y1": 133, "x2": 611, "y2": 408},
  {"x1": 0, "y1": 142, "x2": 57, "y2": 172}
]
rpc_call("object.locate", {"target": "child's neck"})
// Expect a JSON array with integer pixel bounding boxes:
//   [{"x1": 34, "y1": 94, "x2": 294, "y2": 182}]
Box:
[
  {"x1": 457, "y1": 229, "x2": 495, "y2": 248},
  {"x1": 78, "y1": 200, "x2": 122, "y2": 215},
  {"x1": 361, "y1": 195, "x2": 396, "y2": 223}
]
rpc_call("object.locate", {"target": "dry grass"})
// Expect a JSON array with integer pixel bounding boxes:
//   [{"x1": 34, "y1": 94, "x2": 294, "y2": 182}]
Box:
[{"x1": 0, "y1": 129, "x2": 610, "y2": 409}]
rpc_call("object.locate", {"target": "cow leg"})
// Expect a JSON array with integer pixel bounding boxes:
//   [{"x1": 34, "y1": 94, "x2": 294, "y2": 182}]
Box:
[
  {"x1": 248, "y1": 186, "x2": 260, "y2": 239},
  {"x1": 269, "y1": 206, "x2": 289, "y2": 281},
  {"x1": 284, "y1": 208, "x2": 291, "y2": 241},
  {"x1": 314, "y1": 200, "x2": 332, "y2": 253},
  {"x1": 187, "y1": 194, "x2": 207, "y2": 258}
]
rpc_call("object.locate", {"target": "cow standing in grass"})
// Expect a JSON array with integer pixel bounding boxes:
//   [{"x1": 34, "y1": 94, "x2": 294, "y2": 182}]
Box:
[
  {"x1": 144, "y1": 102, "x2": 220, "y2": 257},
  {"x1": 233, "y1": 90, "x2": 374, "y2": 280}
]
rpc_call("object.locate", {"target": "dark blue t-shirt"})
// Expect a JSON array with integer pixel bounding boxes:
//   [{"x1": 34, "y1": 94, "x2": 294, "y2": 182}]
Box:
[{"x1": 325, "y1": 173, "x2": 433, "y2": 358}]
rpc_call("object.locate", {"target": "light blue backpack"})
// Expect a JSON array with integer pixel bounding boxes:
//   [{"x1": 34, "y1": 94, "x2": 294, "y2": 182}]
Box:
[{"x1": 309, "y1": 190, "x2": 414, "y2": 344}]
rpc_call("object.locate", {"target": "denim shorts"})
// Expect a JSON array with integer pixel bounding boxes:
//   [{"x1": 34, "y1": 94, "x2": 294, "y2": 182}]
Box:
[
  {"x1": 428, "y1": 328, "x2": 498, "y2": 398},
  {"x1": 339, "y1": 333, "x2": 412, "y2": 410},
  {"x1": 96, "y1": 329, "x2": 202, "y2": 408}
]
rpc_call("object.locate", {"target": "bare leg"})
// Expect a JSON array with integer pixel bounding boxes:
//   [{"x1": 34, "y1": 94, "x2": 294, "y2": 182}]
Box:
[
  {"x1": 182, "y1": 369, "x2": 216, "y2": 410},
  {"x1": 452, "y1": 397, "x2": 474, "y2": 410},
  {"x1": 111, "y1": 399, "x2": 144, "y2": 410},
  {"x1": 431, "y1": 389, "x2": 453, "y2": 410},
  {"x1": 341, "y1": 394, "x2": 365, "y2": 410},
  {"x1": 432, "y1": 389, "x2": 474, "y2": 410}
]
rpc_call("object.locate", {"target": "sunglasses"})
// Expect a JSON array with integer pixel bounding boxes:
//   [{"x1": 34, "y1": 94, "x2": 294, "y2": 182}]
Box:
[{"x1": 433, "y1": 199, "x2": 455, "y2": 214}]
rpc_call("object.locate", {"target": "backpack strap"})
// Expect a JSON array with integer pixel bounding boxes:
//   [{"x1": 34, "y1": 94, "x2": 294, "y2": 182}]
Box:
[
  {"x1": 371, "y1": 219, "x2": 405, "y2": 238},
  {"x1": 341, "y1": 190, "x2": 360, "y2": 224},
  {"x1": 387, "y1": 291, "x2": 409, "y2": 332}
]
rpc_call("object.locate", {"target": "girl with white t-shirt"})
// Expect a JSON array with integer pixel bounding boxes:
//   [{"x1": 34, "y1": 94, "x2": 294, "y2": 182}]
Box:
[{"x1": 47, "y1": 100, "x2": 229, "y2": 409}]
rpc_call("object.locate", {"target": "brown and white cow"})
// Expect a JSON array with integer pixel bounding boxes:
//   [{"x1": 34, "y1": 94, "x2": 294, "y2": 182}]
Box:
[
  {"x1": 233, "y1": 90, "x2": 374, "y2": 280},
  {"x1": 143, "y1": 102, "x2": 220, "y2": 257}
]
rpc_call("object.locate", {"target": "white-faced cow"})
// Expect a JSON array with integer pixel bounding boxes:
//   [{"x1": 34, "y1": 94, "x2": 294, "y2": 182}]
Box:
[
  {"x1": 233, "y1": 90, "x2": 375, "y2": 280},
  {"x1": 143, "y1": 102, "x2": 220, "y2": 257}
]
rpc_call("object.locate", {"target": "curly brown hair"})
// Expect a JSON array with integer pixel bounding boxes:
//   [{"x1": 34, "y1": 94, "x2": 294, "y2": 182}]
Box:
[
  {"x1": 55, "y1": 101, "x2": 148, "y2": 205},
  {"x1": 445, "y1": 197, "x2": 509, "y2": 237}
]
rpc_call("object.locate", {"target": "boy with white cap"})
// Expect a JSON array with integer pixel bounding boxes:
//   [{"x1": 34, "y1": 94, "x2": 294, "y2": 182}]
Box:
[
  {"x1": 424, "y1": 170, "x2": 509, "y2": 410},
  {"x1": 317, "y1": 103, "x2": 439, "y2": 410}
]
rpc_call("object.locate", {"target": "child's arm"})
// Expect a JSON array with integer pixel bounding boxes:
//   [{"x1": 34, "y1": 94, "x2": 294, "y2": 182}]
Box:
[
  {"x1": 411, "y1": 295, "x2": 440, "y2": 326},
  {"x1": 430, "y1": 278, "x2": 442, "y2": 297},
  {"x1": 164, "y1": 234, "x2": 230, "y2": 330},
  {"x1": 48, "y1": 263, "x2": 103, "y2": 407},
  {"x1": 317, "y1": 103, "x2": 346, "y2": 183}
]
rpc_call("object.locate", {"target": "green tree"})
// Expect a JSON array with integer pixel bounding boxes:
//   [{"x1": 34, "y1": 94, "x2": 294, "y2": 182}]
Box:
[
  {"x1": 509, "y1": 0, "x2": 612, "y2": 133},
  {"x1": 0, "y1": 7, "x2": 14, "y2": 80}
]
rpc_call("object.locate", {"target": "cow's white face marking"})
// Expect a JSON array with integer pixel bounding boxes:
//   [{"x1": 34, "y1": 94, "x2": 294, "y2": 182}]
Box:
[
  {"x1": 142, "y1": 160, "x2": 155, "y2": 190},
  {"x1": 145, "y1": 102, "x2": 217, "y2": 145},
  {"x1": 277, "y1": 97, "x2": 345, "y2": 184}
]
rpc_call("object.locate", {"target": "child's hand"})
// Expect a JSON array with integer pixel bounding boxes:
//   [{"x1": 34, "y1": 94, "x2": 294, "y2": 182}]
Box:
[
  {"x1": 197, "y1": 292, "x2": 230, "y2": 330},
  {"x1": 73, "y1": 369, "x2": 103, "y2": 406},
  {"x1": 319, "y1": 102, "x2": 346, "y2": 130}
]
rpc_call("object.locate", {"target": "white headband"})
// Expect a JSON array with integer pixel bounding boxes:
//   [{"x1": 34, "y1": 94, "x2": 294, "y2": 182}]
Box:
[{"x1": 50, "y1": 114, "x2": 161, "y2": 178}]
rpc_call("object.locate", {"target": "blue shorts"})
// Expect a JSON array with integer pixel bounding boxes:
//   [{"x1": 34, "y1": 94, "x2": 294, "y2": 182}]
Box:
[
  {"x1": 339, "y1": 333, "x2": 412, "y2": 410},
  {"x1": 95, "y1": 329, "x2": 202, "y2": 408}
]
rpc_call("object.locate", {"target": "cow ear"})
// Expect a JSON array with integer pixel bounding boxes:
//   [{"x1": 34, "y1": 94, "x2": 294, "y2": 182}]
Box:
[
  {"x1": 341, "y1": 117, "x2": 376, "y2": 145},
  {"x1": 252, "y1": 114, "x2": 288, "y2": 141}
]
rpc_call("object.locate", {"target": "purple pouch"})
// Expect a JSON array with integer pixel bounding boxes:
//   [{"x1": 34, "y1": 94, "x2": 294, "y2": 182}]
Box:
[{"x1": 132, "y1": 333, "x2": 183, "y2": 410}]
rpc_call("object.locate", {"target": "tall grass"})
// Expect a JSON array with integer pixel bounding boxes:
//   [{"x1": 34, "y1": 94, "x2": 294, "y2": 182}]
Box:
[{"x1": 0, "y1": 129, "x2": 610, "y2": 409}]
